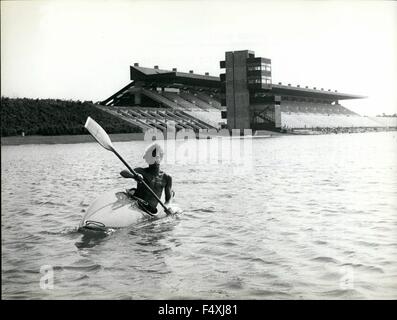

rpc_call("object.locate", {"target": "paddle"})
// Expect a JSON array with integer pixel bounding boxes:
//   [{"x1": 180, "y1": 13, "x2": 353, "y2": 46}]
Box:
[{"x1": 84, "y1": 116, "x2": 171, "y2": 214}]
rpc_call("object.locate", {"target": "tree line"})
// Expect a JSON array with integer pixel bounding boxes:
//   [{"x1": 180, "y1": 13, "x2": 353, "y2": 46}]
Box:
[{"x1": 1, "y1": 97, "x2": 142, "y2": 136}]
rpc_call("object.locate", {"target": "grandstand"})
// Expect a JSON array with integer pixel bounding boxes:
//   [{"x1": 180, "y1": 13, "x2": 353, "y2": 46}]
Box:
[
  {"x1": 279, "y1": 99, "x2": 397, "y2": 131},
  {"x1": 279, "y1": 100, "x2": 387, "y2": 130},
  {"x1": 100, "y1": 64, "x2": 226, "y2": 133},
  {"x1": 220, "y1": 50, "x2": 396, "y2": 133},
  {"x1": 99, "y1": 50, "x2": 396, "y2": 136}
]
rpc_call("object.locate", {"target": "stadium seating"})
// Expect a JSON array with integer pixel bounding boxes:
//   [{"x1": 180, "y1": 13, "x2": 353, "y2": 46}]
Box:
[
  {"x1": 281, "y1": 112, "x2": 387, "y2": 129},
  {"x1": 184, "y1": 110, "x2": 225, "y2": 128},
  {"x1": 280, "y1": 101, "x2": 357, "y2": 115},
  {"x1": 102, "y1": 87, "x2": 396, "y2": 133},
  {"x1": 369, "y1": 117, "x2": 397, "y2": 127},
  {"x1": 161, "y1": 92, "x2": 198, "y2": 110},
  {"x1": 141, "y1": 88, "x2": 180, "y2": 109},
  {"x1": 277, "y1": 100, "x2": 394, "y2": 130},
  {"x1": 104, "y1": 106, "x2": 217, "y2": 132},
  {"x1": 191, "y1": 90, "x2": 222, "y2": 109},
  {"x1": 179, "y1": 91, "x2": 212, "y2": 110},
  {"x1": 138, "y1": 88, "x2": 225, "y2": 129}
]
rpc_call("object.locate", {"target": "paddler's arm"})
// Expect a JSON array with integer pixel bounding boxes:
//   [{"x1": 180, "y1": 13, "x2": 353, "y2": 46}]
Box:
[
  {"x1": 120, "y1": 169, "x2": 144, "y2": 181},
  {"x1": 164, "y1": 175, "x2": 173, "y2": 205}
]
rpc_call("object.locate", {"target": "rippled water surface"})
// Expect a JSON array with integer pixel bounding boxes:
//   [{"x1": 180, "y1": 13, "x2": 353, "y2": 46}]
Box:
[{"x1": 2, "y1": 132, "x2": 397, "y2": 299}]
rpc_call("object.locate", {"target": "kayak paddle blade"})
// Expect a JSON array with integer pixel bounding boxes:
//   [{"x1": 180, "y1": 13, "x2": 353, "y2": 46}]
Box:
[
  {"x1": 85, "y1": 117, "x2": 114, "y2": 151},
  {"x1": 120, "y1": 170, "x2": 136, "y2": 179}
]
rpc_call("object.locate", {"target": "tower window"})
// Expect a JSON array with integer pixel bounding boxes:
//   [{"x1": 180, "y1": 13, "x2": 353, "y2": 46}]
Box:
[{"x1": 261, "y1": 63, "x2": 271, "y2": 72}]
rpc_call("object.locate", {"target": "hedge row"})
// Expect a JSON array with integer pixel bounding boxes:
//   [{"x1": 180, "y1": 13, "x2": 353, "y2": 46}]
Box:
[{"x1": 1, "y1": 97, "x2": 142, "y2": 136}]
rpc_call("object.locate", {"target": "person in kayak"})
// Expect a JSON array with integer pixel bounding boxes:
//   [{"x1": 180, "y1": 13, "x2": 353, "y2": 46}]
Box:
[{"x1": 120, "y1": 142, "x2": 174, "y2": 215}]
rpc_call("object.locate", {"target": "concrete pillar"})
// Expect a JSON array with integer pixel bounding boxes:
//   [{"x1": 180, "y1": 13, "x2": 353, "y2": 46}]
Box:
[{"x1": 225, "y1": 50, "x2": 251, "y2": 130}]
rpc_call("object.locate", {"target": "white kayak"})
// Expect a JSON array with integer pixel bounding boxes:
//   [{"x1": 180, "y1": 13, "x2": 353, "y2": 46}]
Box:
[{"x1": 79, "y1": 190, "x2": 182, "y2": 231}]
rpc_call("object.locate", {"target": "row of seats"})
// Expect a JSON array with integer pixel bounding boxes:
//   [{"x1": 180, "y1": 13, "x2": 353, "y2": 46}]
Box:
[
  {"x1": 179, "y1": 91, "x2": 212, "y2": 110},
  {"x1": 184, "y1": 110, "x2": 226, "y2": 128},
  {"x1": 189, "y1": 90, "x2": 222, "y2": 109},
  {"x1": 161, "y1": 92, "x2": 197, "y2": 110},
  {"x1": 95, "y1": 105, "x2": 154, "y2": 130},
  {"x1": 148, "y1": 89, "x2": 222, "y2": 111},
  {"x1": 281, "y1": 112, "x2": 393, "y2": 129},
  {"x1": 140, "y1": 89, "x2": 224, "y2": 129},
  {"x1": 281, "y1": 102, "x2": 356, "y2": 115},
  {"x1": 369, "y1": 117, "x2": 397, "y2": 127},
  {"x1": 113, "y1": 107, "x2": 216, "y2": 131}
]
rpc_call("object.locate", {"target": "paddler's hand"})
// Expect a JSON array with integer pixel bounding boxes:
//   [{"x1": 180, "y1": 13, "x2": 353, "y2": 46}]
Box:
[
  {"x1": 134, "y1": 173, "x2": 144, "y2": 182},
  {"x1": 165, "y1": 206, "x2": 175, "y2": 215}
]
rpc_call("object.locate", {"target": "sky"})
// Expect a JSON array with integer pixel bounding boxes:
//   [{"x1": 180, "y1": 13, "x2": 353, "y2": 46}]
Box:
[{"x1": 1, "y1": 0, "x2": 396, "y2": 116}]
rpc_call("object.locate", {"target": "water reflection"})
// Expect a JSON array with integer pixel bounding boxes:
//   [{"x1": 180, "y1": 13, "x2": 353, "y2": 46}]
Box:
[
  {"x1": 74, "y1": 228, "x2": 112, "y2": 249},
  {"x1": 129, "y1": 218, "x2": 178, "y2": 243},
  {"x1": 74, "y1": 215, "x2": 180, "y2": 252}
]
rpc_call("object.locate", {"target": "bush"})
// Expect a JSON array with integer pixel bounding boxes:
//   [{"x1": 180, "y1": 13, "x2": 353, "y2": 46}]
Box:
[{"x1": 1, "y1": 97, "x2": 142, "y2": 136}]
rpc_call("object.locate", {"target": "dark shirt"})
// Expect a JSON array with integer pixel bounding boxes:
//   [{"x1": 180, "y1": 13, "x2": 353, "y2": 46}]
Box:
[{"x1": 132, "y1": 166, "x2": 172, "y2": 211}]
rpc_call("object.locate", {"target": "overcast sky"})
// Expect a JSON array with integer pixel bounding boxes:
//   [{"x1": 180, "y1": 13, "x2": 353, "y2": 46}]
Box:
[{"x1": 1, "y1": 0, "x2": 396, "y2": 116}]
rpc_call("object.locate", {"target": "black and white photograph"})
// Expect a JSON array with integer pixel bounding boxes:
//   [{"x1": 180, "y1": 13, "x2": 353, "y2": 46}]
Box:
[{"x1": 1, "y1": 0, "x2": 396, "y2": 304}]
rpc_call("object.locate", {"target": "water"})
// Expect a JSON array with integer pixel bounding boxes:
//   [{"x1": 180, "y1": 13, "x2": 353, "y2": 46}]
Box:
[{"x1": 2, "y1": 132, "x2": 397, "y2": 299}]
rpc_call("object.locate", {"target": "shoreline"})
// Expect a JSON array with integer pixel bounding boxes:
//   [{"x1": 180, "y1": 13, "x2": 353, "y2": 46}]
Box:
[
  {"x1": 2, "y1": 128, "x2": 395, "y2": 146},
  {"x1": 1, "y1": 133, "x2": 145, "y2": 146},
  {"x1": 1, "y1": 132, "x2": 276, "y2": 146}
]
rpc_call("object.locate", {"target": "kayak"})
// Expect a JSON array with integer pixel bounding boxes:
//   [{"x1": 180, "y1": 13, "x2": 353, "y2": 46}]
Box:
[{"x1": 79, "y1": 190, "x2": 182, "y2": 231}]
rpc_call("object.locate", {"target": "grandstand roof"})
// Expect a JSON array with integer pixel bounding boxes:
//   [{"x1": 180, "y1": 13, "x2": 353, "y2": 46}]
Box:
[
  {"x1": 130, "y1": 65, "x2": 364, "y2": 100},
  {"x1": 133, "y1": 66, "x2": 172, "y2": 75},
  {"x1": 101, "y1": 63, "x2": 365, "y2": 105},
  {"x1": 130, "y1": 65, "x2": 220, "y2": 88},
  {"x1": 270, "y1": 84, "x2": 366, "y2": 100}
]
